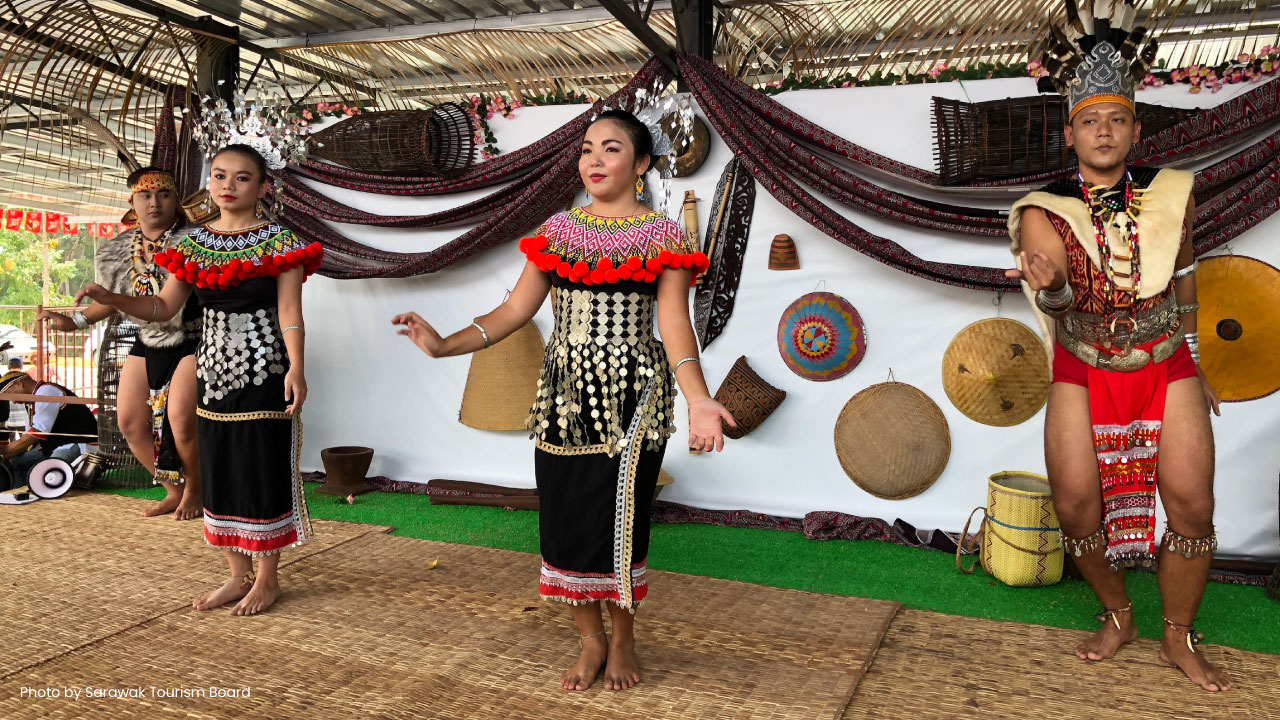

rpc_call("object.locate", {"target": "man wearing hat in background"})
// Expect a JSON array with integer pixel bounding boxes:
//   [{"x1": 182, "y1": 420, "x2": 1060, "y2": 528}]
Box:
[
  {"x1": 1006, "y1": 0, "x2": 1227, "y2": 693},
  {"x1": 0, "y1": 371, "x2": 96, "y2": 491}
]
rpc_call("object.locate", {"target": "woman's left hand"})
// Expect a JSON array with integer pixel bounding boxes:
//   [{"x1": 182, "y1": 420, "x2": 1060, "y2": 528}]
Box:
[
  {"x1": 1197, "y1": 369, "x2": 1221, "y2": 417},
  {"x1": 284, "y1": 368, "x2": 308, "y2": 416},
  {"x1": 687, "y1": 397, "x2": 737, "y2": 453}
]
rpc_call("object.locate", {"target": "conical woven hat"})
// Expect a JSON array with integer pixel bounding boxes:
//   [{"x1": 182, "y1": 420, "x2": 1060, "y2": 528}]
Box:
[
  {"x1": 1198, "y1": 255, "x2": 1280, "y2": 402},
  {"x1": 834, "y1": 381, "x2": 950, "y2": 500},
  {"x1": 459, "y1": 321, "x2": 546, "y2": 431},
  {"x1": 941, "y1": 318, "x2": 1049, "y2": 427},
  {"x1": 768, "y1": 234, "x2": 799, "y2": 270}
]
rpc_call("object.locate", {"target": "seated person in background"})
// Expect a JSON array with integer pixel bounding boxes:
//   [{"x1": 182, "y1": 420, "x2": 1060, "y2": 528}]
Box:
[
  {"x1": 0, "y1": 370, "x2": 96, "y2": 491},
  {"x1": 0, "y1": 349, "x2": 14, "y2": 441}
]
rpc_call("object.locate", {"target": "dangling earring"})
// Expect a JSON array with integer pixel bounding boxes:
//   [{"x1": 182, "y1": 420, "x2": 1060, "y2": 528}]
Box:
[
  {"x1": 635, "y1": 177, "x2": 645, "y2": 201},
  {"x1": 255, "y1": 200, "x2": 266, "y2": 218}
]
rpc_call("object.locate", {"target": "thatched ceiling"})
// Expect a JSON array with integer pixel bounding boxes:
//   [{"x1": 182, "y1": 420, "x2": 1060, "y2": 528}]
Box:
[{"x1": 2, "y1": 0, "x2": 1277, "y2": 215}]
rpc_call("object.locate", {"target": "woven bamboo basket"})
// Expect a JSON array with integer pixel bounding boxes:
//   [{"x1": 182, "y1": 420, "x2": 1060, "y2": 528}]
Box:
[
  {"x1": 458, "y1": 321, "x2": 545, "y2": 431},
  {"x1": 833, "y1": 381, "x2": 950, "y2": 500},
  {"x1": 308, "y1": 104, "x2": 476, "y2": 177},
  {"x1": 768, "y1": 234, "x2": 799, "y2": 270},
  {"x1": 713, "y1": 356, "x2": 786, "y2": 439},
  {"x1": 932, "y1": 96, "x2": 1198, "y2": 185},
  {"x1": 958, "y1": 471, "x2": 1063, "y2": 587}
]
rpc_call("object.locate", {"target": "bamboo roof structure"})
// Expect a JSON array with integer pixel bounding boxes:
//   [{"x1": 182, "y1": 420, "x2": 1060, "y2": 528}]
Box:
[{"x1": 2, "y1": 0, "x2": 1277, "y2": 215}]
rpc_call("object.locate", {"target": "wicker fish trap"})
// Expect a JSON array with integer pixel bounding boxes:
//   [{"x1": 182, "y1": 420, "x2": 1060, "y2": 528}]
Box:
[
  {"x1": 933, "y1": 96, "x2": 1198, "y2": 186},
  {"x1": 309, "y1": 103, "x2": 476, "y2": 177}
]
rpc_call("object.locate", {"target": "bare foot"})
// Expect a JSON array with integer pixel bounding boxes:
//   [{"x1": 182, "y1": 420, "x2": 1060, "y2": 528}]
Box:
[
  {"x1": 1160, "y1": 632, "x2": 1232, "y2": 692},
  {"x1": 1074, "y1": 611, "x2": 1137, "y2": 661},
  {"x1": 232, "y1": 577, "x2": 282, "y2": 616},
  {"x1": 192, "y1": 576, "x2": 251, "y2": 611},
  {"x1": 560, "y1": 634, "x2": 607, "y2": 691},
  {"x1": 174, "y1": 491, "x2": 202, "y2": 521},
  {"x1": 142, "y1": 491, "x2": 181, "y2": 518},
  {"x1": 603, "y1": 637, "x2": 640, "y2": 691}
]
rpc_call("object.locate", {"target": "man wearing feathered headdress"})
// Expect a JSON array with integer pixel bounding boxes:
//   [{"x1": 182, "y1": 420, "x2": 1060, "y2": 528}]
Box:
[{"x1": 1006, "y1": 0, "x2": 1229, "y2": 692}]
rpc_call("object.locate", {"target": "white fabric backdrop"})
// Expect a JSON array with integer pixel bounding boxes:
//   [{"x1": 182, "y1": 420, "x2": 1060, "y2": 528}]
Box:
[{"x1": 298, "y1": 78, "x2": 1280, "y2": 560}]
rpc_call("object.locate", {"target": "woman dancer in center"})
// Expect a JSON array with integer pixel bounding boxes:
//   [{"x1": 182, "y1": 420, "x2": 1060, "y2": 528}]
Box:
[{"x1": 394, "y1": 109, "x2": 735, "y2": 691}]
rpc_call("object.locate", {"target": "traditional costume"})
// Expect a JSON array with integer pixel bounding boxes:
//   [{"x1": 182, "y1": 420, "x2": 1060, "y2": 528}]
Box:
[
  {"x1": 97, "y1": 170, "x2": 200, "y2": 484},
  {"x1": 1010, "y1": 0, "x2": 1216, "y2": 573},
  {"x1": 152, "y1": 97, "x2": 323, "y2": 556},
  {"x1": 519, "y1": 207, "x2": 708, "y2": 608}
]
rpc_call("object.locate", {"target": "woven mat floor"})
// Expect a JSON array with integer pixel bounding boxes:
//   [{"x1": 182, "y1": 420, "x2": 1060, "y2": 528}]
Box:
[
  {"x1": 842, "y1": 609, "x2": 1280, "y2": 720},
  {"x1": 0, "y1": 493, "x2": 899, "y2": 719}
]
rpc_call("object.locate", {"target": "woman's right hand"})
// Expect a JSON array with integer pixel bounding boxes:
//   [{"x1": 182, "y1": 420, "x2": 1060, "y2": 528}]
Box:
[
  {"x1": 74, "y1": 283, "x2": 114, "y2": 307},
  {"x1": 36, "y1": 309, "x2": 76, "y2": 332},
  {"x1": 392, "y1": 312, "x2": 446, "y2": 357},
  {"x1": 1005, "y1": 250, "x2": 1066, "y2": 293}
]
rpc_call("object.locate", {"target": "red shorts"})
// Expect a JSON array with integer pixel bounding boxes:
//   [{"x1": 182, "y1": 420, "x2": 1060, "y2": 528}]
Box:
[{"x1": 1052, "y1": 337, "x2": 1197, "y2": 387}]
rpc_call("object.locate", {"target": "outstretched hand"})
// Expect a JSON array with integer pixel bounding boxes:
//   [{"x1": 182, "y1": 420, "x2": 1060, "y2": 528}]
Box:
[
  {"x1": 688, "y1": 397, "x2": 736, "y2": 453},
  {"x1": 392, "y1": 312, "x2": 446, "y2": 357},
  {"x1": 74, "y1": 283, "x2": 113, "y2": 306},
  {"x1": 36, "y1": 309, "x2": 76, "y2": 332},
  {"x1": 1005, "y1": 251, "x2": 1066, "y2": 293}
]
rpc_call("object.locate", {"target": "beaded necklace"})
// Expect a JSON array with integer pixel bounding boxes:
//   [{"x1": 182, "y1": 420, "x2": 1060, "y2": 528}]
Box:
[
  {"x1": 1078, "y1": 170, "x2": 1144, "y2": 339},
  {"x1": 129, "y1": 222, "x2": 177, "y2": 298}
]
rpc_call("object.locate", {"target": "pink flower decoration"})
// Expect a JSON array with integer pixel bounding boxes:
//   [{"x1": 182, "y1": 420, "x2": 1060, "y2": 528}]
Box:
[{"x1": 840, "y1": 81, "x2": 851, "y2": 87}]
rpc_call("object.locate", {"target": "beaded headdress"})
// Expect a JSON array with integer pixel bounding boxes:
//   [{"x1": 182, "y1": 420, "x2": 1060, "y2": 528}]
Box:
[
  {"x1": 193, "y1": 92, "x2": 311, "y2": 215},
  {"x1": 1034, "y1": 0, "x2": 1159, "y2": 121},
  {"x1": 129, "y1": 171, "x2": 176, "y2": 197}
]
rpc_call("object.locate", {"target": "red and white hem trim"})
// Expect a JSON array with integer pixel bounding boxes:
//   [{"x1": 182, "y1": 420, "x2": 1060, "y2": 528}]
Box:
[
  {"x1": 203, "y1": 508, "x2": 307, "y2": 557},
  {"x1": 539, "y1": 560, "x2": 648, "y2": 609},
  {"x1": 519, "y1": 235, "x2": 709, "y2": 286}
]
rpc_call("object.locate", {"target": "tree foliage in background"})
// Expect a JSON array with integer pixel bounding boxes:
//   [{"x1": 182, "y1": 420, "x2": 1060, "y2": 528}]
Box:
[{"x1": 0, "y1": 227, "x2": 95, "y2": 326}]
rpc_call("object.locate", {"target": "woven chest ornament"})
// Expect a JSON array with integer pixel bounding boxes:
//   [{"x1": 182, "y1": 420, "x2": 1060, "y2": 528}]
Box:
[
  {"x1": 941, "y1": 319, "x2": 1050, "y2": 427},
  {"x1": 777, "y1": 292, "x2": 865, "y2": 381}
]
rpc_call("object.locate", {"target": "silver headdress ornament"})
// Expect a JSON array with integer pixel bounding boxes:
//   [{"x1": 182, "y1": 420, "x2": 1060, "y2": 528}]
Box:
[
  {"x1": 591, "y1": 77, "x2": 696, "y2": 216},
  {"x1": 1033, "y1": 0, "x2": 1158, "y2": 120},
  {"x1": 193, "y1": 87, "x2": 312, "y2": 216}
]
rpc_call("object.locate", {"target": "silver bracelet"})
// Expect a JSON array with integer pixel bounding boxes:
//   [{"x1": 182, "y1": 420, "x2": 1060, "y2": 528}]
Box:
[
  {"x1": 1176, "y1": 302, "x2": 1200, "y2": 315},
  {"x1": 673, "y1": 356, "x2": 700, "y2": 374},
  {"x1": 471, "y1": 320, "x2": 490, "y2": 349},
  {"x1": 1173, "y1": 260, "x2": 1198, "y2": 280},
  {"x1": 283, "y1": 325, "x2": 303, "y2": 335},
  {"x1": 1185, "y1": 332, "x2": 1200, "y2": 366},
  {"x1": 71, "y1": 311, "x2": 88, "y2": 330},
  {"x1": 1035, "y1": 284, "x2": 1074, "y2": 315}
]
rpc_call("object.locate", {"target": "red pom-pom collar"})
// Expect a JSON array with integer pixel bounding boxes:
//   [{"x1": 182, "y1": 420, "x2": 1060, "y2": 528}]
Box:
[
  {"x1": 155, "y1": 242, "x2": 324, "y2": 289},
  {"x1": 519, "y1": 234, "x2": 709, "y2": 286}
]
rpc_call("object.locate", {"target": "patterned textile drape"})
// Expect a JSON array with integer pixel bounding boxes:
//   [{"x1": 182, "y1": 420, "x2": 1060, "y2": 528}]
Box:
[
  {"x1": 297, "y1": 54, "x2": 1278, "y2": 287},
  {"x1": 291, "y1": 59, "x2": 674, "y2": 279}
]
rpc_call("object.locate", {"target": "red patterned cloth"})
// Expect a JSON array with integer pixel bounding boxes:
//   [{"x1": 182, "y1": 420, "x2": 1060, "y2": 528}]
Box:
[{"x1": 1046, "y1": 211, "x2": 1189, "y2": 569}]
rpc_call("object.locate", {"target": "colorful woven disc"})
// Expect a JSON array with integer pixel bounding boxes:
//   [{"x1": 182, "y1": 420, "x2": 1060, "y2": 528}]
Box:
[{"x1": 777, "y1": 292, "x2": 865, "y2": 381}]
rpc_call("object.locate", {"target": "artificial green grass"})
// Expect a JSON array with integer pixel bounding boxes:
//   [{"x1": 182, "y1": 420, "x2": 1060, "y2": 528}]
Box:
[{"x1": 103, "y1": 484, "x2": 1280, "y2": 655}]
